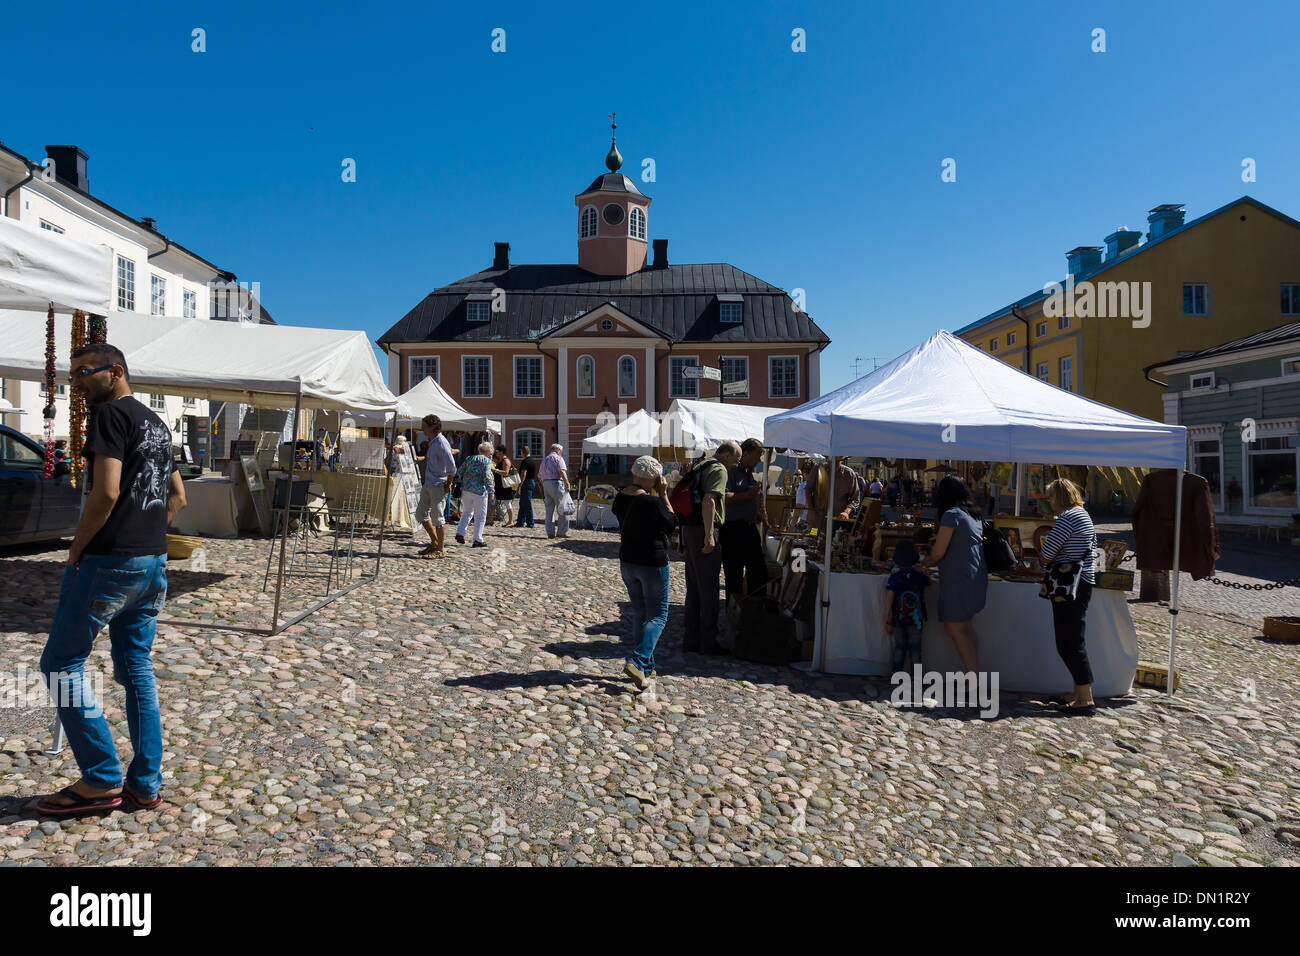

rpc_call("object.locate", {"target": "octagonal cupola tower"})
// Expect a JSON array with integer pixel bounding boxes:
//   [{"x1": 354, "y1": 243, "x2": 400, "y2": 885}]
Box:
[{"x1": 576, "y1": 115, "x2": 650, "y2": 277}]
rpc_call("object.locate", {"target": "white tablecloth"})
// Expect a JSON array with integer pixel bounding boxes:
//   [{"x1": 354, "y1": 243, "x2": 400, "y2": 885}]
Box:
[
  {"x1": 814, "y1": 571, "x2": 1137, "y2": 696},
  {"x1": 172, "y1": 477, "x2": 240, "y2": 538}
]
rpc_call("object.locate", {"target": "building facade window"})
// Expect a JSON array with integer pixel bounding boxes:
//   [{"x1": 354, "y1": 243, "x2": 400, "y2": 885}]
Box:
[
  {"x1": 151, "y1": 275, "x2": 166, "y2": 315},
  {"x1": 1059, "y1": 356, "x2": 1073, "y2": 392},
  {"x1": 1057, "y1": 314, "x2": 1071, "y2": 331},
  {"x1": 117, "y1": 256, "x2": 135, "y2": 311},
  {"x1": 720, "y1": 302, "x2": 743, "y2": 324},
  {"x1": 514, "y1": 355, "x2": 543, "y2": 398},
  {"x1": 580, "y1": 206, "x2": 598, "y2": 239},
  {"x1": 1283, "y1": 283, "x2": 1300, "y2": 315},
  {"x1": 1283, "y1": 357, "x2": 1300, "y2": 377},
  {"x1": 1190, "y1": 436, "x2": 1223, "y2": 509},
  {"x1": 1006, "y1": 330, "x2": 1017, "y2": 346},
  {"x1": 618, "y1": 355, "x2": 636, "y2": 398},
  {"x1": 1183, "y1": 283, "x2": 1210, "y2": 315},
  {"x1": 39, "y1": 220, "x2": 64, "y2": 234},
  {"x1": 576, "y1": 355, "x2": 595, "y2": 397},
  {"x1": 1036, "y1": 362, "x2": 1049, "y2": 381},
  {"x1": 629, "y1": 206, "x2": 646, "y2": 240},
  {"x1": 514, "y1": 428, "x2": 544, "y2": 459},
  {"x1": 1189, "y1": 372, "x2": 1216, "y2": 390},
  {"x1": 462, "y1": 356, "x2": 491, "y2": 398},
  {"x1": 40, "y1": 383, "x2": 67, "y2": 398},
  {"x1": 466, "y1": 300, "x2": 491, "y2": 322},
  {"x1": 1247, "y1": 435, "x2": 1297, "y2": 510},
  {"x1": 1036, "y1": 321, "x2": 1047, "y2": 337},
  {"x1": 183, "y1": 395, "x2": 196, "y2": 408},
  {"x1": 183, "y1": 289, "x2": 197, "y2": 318},
  {"x1": 669, "y1": 356, "x2": 699, "y2": 397},
  {"x1": 148, "y1": 393, "x2": 166, "y2": 411},
  {"x1": 989, "y1": 338, "x2": 999, "y2": 352},
  {"x1": 721, "y1": 356, "x2": 748, "y2": 397},
  {"x1": 409, "y1": 356, "x2": 439, "y2": 387},
  {"x1": 770, "y1": 356, "x2": 799, "y2": 398}
]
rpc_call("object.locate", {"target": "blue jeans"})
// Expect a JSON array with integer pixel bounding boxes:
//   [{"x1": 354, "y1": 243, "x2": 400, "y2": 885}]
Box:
[
  {"x1": 621, "y1": 562, "x2": 670, "y2": 674},
  {"x1": 515, "y1": 480, "x2": 536, "y2": 527},
  {"x1": 40, "y1": 553, "x2": 167, "y2": 797}
]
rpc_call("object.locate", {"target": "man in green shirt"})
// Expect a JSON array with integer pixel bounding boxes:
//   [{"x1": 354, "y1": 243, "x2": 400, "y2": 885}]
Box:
[{"x1": 680, "y1": 441, "x2": 736, "y2": 654}]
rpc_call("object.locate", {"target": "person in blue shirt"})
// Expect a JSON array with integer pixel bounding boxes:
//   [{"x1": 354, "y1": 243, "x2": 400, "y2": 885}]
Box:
[{"x1": 884, "y1": 539, "x2": 930, "y2": 676}]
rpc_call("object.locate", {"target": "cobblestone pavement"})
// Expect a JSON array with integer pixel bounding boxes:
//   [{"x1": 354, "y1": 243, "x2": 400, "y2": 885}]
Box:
[{"x1": 1, "y1": 525, "x2": 1298, "y2": 866}]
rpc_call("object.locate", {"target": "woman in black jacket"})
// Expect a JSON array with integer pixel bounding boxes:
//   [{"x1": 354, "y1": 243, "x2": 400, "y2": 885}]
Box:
[{"x1": 612, "y1": 456, "x2": 677, "y2": 689}]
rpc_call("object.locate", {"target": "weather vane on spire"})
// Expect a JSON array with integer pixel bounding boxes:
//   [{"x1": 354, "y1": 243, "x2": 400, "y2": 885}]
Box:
[{"x1": 604, "y1": 113, "x2": 623, "y2": 172}]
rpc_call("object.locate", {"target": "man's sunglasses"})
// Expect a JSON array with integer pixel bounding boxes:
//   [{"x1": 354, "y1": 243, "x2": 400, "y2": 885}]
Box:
[{"x1": 69, "y1": 364, "x2": 114, "y2": 379}]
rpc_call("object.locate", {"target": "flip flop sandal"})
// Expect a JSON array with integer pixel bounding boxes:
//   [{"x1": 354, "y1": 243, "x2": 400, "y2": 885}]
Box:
[
  {"x1": 35, "y1": 785, "x2": 123, "y2": 817},
  {"x1": 124, "y1": 787, "x2": 162, "y2": 810}
]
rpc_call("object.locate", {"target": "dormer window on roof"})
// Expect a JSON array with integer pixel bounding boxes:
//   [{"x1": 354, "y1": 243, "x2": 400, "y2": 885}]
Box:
[
  {"x1": 466, "y1": 292, "x2": 492, "y2": 322},
  {"x1": 718, "y1": 293, "x2": 743, "y2": 324}
]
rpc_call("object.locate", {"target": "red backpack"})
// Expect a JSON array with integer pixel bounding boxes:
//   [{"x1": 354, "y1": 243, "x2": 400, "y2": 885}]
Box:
[{"x1": 669, "y1": 459, "x2": 726, "y2": 523}]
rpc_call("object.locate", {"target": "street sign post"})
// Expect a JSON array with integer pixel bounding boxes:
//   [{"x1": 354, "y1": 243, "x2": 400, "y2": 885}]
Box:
[
  {"x1": 722, "y1": 379, "x2": 748, "y2": 396},
  {"x1": 682, "y1": 365, "x2": 721, "y2": 381}
]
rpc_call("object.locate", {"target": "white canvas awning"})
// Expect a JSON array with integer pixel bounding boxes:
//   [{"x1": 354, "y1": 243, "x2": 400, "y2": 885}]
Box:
[
  {"x1": 347, "y1": 375, "x2": 500, "y2": 433},
  {"x1": 764, "y1": 330, "x2": 1187, "y2": 467},
  {"x1": 581, "y1": 409, "x2": 660, "y2": 457},
  {"x1": 0, "y1": 310, "x2": 397, "y2": 411},
  {"x1": 662, "y1": 398, "x2": 788, "y2": 455},
  {"x1": 0, "y1": 216, "x2": 113, "y2": 314}
]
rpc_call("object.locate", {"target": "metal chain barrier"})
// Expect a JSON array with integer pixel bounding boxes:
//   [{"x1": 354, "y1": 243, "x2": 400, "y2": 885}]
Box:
[{"x1": 1202, "y1": 575, "x2": 1300, "y2": 591}]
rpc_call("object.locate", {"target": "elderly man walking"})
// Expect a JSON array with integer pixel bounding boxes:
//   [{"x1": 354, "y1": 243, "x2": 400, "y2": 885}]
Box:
[
  {"x1": 538, "y1": 443, "x2": 570, "y2": 539},
  {"x1": 415, "y1": 415, "x2": 457, "y2": 558}
]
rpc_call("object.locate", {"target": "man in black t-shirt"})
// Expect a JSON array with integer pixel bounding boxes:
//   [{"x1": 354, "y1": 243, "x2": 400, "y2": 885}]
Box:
[
  {"x1": 34, "y1": 343, "x2": 187, "y2": 817},
  {"x1": 514, "y1": 446, "x2": 539, "y2": 528}
]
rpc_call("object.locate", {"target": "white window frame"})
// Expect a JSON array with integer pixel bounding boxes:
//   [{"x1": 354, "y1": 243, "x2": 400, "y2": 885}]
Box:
[
  {"x1": 769, "y1": 355, "x2": 800, "y2": 399},
  {"x1": 670, "y1": 355, "x2": 699, "y2": 398},
  {"x1": 720, "y1": 355, "x2": 748, "y2": 398},
  {"x1": 1006, "y1": 330, "x2": 1017, "y2": 346},
  {"x1": 1243, "y1": 422, "x2": 1299, "y2": 513},
  {"x1": 461, "y1": 355, "x2": 492, "y2": 399},
  {"x1": 1036, "y1": 361, "x2": 1049, "y2": 382},
  {"x1": 1283, "y1": 283, "x2": 1300, "y2": 316},
  {"x1": 466, "y1": 300, "x2": 491, "y2": 323},
  {"x1": 576, "y1": 354, "x2": 595, "y2": 398},
  {"x1": 1057, "y1": 314, "x2": 1071, "y2": 331},
  {"x1": 513, "y1": 428, "x2": 545, "y2": 459},
  {"x1": 579, "y1": 205, "x2": 598, "y2": 240},
  {"x1": 117, "y1": 256, "x2": 135, "y2": 312},
  {"x1": 183, "y1": 395, "x2": 196, "y2": 408},
  {"x1": 989, "y1": 338, "x2": 999, "y2": 352},
  {"x1": 513, "y1": 354, "x2": 544, "y2": 399},
  {"x1": 1059, "y1": 355, "x2": 1073, "y2": 392},
  {"x1": 1189, "y1": 371, "x2": 1216, "y2": 391},
  {"x1": 1036, "y1": 321, "x2": 1047, "y2": 337},
  {"x1": 629, "y1": 206, "x2": 646, "y2": 241},
  {"x1": 719, "y1": 302, "x2": 743, "y2": 325},
  {"x1": 617, "y1": 354, "x2": 636, "y2": 398},
  {"x1": 148, "y1": 392, "x2": 166, "y2": 412},
  {"x1": 409, "y1": 355, "x2": 440, "y2": 387},
  {"x1": 1187, "y1": 425, "x2": 1224, "y2": 511},
  {"x1": 1183, "y1": 282, "x2": 1210, "y2": 316},
  {"x1": 151, "y1": 274, "x2": 167, "y2": 315},
  {"x1": 183, "y1": 288, "x2": 197, "y2": 319},
  {"x1": 1281, "y1": 356, "x2": 1300, "y2": 377},
  {"x1": 39, "y1": 220, "x2": 64, "y2": 234}
]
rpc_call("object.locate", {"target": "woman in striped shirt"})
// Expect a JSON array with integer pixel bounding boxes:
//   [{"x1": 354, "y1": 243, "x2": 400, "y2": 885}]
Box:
[{"x1": 1039, "y1": 478, "x2": 1097, "y2": 713}]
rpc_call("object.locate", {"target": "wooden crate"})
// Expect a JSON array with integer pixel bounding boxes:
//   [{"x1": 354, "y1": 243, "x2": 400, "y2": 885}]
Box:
[{"x1": 1134, "y1": 661, "x2": 1179, "y2": 692}]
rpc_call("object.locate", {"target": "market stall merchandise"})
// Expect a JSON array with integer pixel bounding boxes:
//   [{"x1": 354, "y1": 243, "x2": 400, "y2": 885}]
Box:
[{"x1": 764, "y1": 330, "x2": 1189, "y2": 692}]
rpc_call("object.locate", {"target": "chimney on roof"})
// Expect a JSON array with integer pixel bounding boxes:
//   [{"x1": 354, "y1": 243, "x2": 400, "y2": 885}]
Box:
[
  {"x1": 1104, "y1": 227, "x2": 1141, "y2": 261},
  {"x1": 44, "y1": 145, "x2": 89, "y2": 193},
  {"x1": 1065, "y1": 246, "x2": 1103, "y2": 279},
  {"x1": 1147, "y1": 203, "x2": 1186, "y2": 241},
  {"x1": 652, "y1": 238, "x2": 668, "y2": 269},
  {"x1": 493, "y1": 242, "x2": 510, "y2": 271},
  {"x1": 141, "y1": 217, "x2": 157, "y2": 232}
]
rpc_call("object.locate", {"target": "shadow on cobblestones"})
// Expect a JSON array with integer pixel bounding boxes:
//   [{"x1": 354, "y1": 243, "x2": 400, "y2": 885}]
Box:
[
  {"x1": 544, "y1": 639, "x2": 626, "y2": 661},
  {"x1": 445, "y1": 669, "x2": 628, "y2": 696}
]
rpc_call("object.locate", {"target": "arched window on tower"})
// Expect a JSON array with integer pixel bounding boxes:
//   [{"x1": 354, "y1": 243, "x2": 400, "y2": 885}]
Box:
[
  {"x1": 577, "y1": 355, "x2": 595, "y2": 397},
  {"x1": 629, "y1": 207, "x2": 646, "y2": 241},
  {"x1": 580, "y1": 206, "x2": 598, "y2": 239}
]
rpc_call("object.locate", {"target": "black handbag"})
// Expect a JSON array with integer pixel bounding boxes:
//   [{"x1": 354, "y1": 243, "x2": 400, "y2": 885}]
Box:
[{"x1": 1039, "y1": 559, "x2": 1084, "y2": 602}]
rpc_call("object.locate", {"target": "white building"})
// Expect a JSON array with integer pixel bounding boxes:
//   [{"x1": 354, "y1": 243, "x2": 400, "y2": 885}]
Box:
[{"x1": 0, "y1": 141, "x2": 273, "y2": 462}]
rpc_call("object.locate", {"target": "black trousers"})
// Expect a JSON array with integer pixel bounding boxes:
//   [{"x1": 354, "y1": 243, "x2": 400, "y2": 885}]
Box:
[
  {"x1": 720, "y1": 521, "x2": 768, "y2": 601},
  {"x1": 1052, "y1": 580, "x2": 1094, "y2": 686}
]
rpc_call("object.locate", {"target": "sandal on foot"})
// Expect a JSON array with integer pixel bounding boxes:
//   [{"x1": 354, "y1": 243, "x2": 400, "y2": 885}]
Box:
[
  {"x1": 123, "y1": 786, "x2": 162, "y2": 810},
  {"x1": 35, "y1": 785, "x2": 123, "y2": 817}
]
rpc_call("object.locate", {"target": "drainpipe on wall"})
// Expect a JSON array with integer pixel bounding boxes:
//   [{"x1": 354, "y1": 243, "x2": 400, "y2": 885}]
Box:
[
  {"x1": 3, "y1": 163, "x2": 36, "y2": 219},
  {"x1": 1010, "y1": 306, "x2": 1032, "y2": 373}
]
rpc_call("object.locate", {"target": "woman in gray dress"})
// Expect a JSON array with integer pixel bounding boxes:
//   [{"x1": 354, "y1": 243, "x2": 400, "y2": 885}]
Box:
[{"x1": 922, "y1": 475, "x2": 987, "y2": 673}]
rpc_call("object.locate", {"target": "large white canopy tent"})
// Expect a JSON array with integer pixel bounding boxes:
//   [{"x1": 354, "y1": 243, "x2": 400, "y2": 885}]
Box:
[
  {"x1": 0, "y1": 216, "x2": 113, "y2": 314},
  {"x1": 765, "y1": 330, "x2": 1190, "y2": 691},
  {"x1": 347, "y1": 374, "x2": 500, "y2": 433},
  {"x1": 581, "y1": 408, "x2": 660, "y2": 457},
  {"x1": 661, "y1": 398, "x2": 785, "y2": 455}
]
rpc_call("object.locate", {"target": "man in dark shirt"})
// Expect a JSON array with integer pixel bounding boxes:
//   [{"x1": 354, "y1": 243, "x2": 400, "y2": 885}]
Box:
[
  {"x1": 35, "y1": 343, "x2": 187, "y2": 816},
  {"x1": 514, "y1": 445, "x2": 538, "y2": 528},
  {"x1": 721, "y1": 438, "x2": 770, "y2": 602}
]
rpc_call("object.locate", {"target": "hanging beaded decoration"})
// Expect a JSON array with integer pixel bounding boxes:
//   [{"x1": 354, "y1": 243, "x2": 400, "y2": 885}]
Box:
[
  {"x1": 70, "y1": 310, "x2": 87, "y2": 487},
  {"x1": 43, "y1": 305, "x2": 57, "y2": 478},
  {"x1": 88, "y1": 311, "x2": 107, "y2": 344}
]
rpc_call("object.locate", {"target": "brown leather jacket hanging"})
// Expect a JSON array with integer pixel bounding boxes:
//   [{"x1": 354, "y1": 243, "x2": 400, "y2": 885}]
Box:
[{"x1": 1132, "y1": 469, "x2": 1219, "y2": 580}]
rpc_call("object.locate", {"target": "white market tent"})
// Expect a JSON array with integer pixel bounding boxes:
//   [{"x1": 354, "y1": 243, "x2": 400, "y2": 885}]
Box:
[
  {"x1": 581, "y1": 409, "x2": 660, "y2": 457},
  {"x1": 765, "y1": 330, "x2": 1189, "y2": 691},
  {"x1": 662, "y1": 398, "x2": 785, "y2": 455},
  {"x1": 0, "y1": 216, "x2": 113, "y2": 314},
  {"x1": 348, "y1": 374, "x2": 500, "y2": 433},
  {"x1": 0, "y1": 309, "x2": 397, "y2": 411}
]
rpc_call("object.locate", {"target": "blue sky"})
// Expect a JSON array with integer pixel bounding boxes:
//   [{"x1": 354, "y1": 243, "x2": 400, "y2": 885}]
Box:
[{"x1": 7, "y1": 0, "x2": 1299, "y2": 394}]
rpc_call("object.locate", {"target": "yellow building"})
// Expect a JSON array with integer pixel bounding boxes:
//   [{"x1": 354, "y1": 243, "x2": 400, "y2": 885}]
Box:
[{"x1": 957, "y1": 197, "x2": 1300, "y2": 423}]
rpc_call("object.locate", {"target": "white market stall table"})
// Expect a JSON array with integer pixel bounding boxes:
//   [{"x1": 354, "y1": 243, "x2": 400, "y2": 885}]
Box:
[
  {"x1": 171, "y1": 477, "x2": 240, "y2": 538},
  {"x1": 814, "y1": 568, "x2": 1138, "y2": 696},
  {"x1": 304, "y1": 470, "x2": 410, "y2": 529}
]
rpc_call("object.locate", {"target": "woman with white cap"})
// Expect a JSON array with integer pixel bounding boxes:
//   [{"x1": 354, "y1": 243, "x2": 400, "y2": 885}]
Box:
[{"x1": 612, "y1": 455, "x2": 678, "y2": 689}]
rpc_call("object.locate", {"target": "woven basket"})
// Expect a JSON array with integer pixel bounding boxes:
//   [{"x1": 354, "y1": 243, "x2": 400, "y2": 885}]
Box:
[
  {"x1": 1263, "y1": 616, "x2": 1300, "y2": 643},
  {"x1": 166, "y1": 534, "x2": 202, "y2": 560}
]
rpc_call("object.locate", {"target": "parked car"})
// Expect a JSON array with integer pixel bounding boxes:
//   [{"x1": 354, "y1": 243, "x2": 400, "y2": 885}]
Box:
[{"x1": 0, "y1": 424, "x2": 82, "y2": 546}]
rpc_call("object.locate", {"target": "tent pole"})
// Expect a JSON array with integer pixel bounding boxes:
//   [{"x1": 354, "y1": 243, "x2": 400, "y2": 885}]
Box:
[
  {"x1": 1166, "y1": 467, "x2": 1184, "y2": 696},
  {"x1": 1014, "y1": 462, "x2": 1022, "y2": 516},
  {"x1": 814, "y1": 456, "x2": 837, "y2": 673},
  {"x1": 270, "y1": 390, "x2": 302, "y2": 634},
  {"x1": 374, "y1": 411, "x2": 396, "y2": 574}
]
